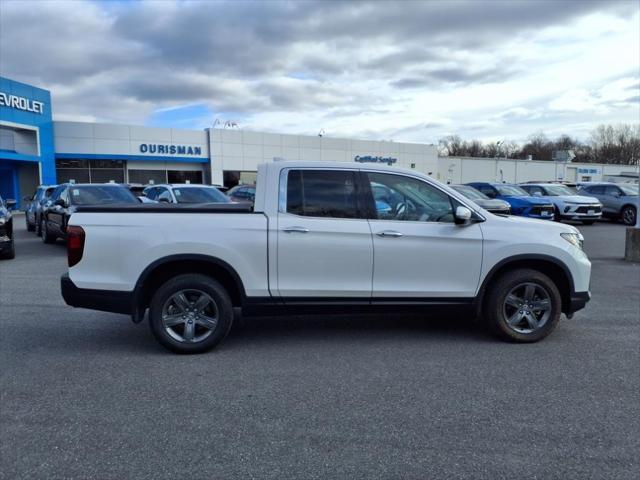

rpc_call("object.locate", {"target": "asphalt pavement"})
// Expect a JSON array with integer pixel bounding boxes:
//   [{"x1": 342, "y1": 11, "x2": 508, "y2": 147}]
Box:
[{"x1": 1, "y1": 216, "x2": 638, "y2": 479}]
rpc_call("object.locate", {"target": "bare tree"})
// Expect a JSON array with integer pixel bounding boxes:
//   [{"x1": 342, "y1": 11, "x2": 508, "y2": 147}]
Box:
[{"x1": 590, "y1": 124, "x2": 640, "y2": 165}]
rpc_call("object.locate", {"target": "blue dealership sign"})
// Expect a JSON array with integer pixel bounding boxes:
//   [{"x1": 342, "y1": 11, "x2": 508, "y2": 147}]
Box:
[{"x1": 139, "y1": 143, "x2": 202, "y2": 156}]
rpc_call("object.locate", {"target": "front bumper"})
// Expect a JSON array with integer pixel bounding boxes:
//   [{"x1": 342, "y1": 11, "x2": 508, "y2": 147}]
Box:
[
  {"x1": 61, "y1": 273, "x2": 133, "y2": 314},
  {"x1": 567, "y1": 291, "x2": 591, "y2": 316}
]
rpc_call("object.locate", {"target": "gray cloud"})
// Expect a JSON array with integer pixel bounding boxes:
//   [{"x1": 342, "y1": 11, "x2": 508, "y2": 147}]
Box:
[{"x1": 0, "y1": 0, "x2": 637, "y2": 139}]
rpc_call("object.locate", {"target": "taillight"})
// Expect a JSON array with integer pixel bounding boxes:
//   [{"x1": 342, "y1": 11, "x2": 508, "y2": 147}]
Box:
[{"x1": 67, "y1": 225, "x2": 85, "y2": 267}]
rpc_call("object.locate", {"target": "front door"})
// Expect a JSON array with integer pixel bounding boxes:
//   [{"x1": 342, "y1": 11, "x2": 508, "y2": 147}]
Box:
[
  {"x1": 276, "y1": 168, "x2": 373, "y2": 298},
  {"x1": 364, "y1": 172, "x2": 483, "y2": 299},
  {"x1": 48, "y1": 187, "x2": 69, "y2": 235}
]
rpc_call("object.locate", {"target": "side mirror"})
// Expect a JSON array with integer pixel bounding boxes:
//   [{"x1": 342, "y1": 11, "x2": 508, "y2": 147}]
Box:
[
  {"x1": 6, "y1": 199, "x2": 17, "y2": 209},
  {"x1": 533, "y1": 191, "x2": 542, "y2": 197},
  {"x1": 158, "y1": 197, "x2": 170, "y2": 203},
  {"x1": 455, "y1": 206, "x2": 472, "y2": 225},
  {"x1": 55, "y1": 198, "x2": 66, "y2": 207}
]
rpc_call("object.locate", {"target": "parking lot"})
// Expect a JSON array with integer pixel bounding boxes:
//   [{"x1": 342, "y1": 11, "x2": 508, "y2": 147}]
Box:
[{"x1": 1, "y1": 217, "x2": 638, "y2": 479}]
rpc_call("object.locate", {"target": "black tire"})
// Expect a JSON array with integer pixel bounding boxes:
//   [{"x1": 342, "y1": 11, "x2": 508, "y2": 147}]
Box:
[
  {"x1": 484, "y1": 268, "x2": 562, "y2": 343},
  {"x1": 0, "y1": 240, "x2": 15, "y2": 260},
  {"x1": 41, "y1": 218, "x2": 56, "y2": 244},
  {"x1": 148, "y1": 274, "x2": 233, "y2": 354},
  {"x1": 26, "y1": 216, "x2": 35, "y2": 232},
  {"x1": 620, "y1": 205, "x2": 636, "y2": 226},
  {"x1": 581, "y1": 220, "x2": 596, "y2": 225}
]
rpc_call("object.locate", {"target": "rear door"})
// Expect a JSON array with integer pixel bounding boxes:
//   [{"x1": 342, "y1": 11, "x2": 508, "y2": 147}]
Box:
[
  {"x1": 365, "y1": 171, "x2": 483, "y2": 299},
  {"x1": 603, "y1": 185, "x2": 624, "y2": 214},
  {"x1": 276, "y1": 168, "x2": 373, "y2": 298}
]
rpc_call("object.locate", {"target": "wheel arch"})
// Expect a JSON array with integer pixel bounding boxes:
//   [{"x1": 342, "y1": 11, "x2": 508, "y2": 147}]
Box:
[
  {"x1": 133, "y1": 254, "x2": 247, "y2": 320},
  {"x1": 475, "y1": 254, "x2": 575, "y2": 315},
  {"x1": 620, "y1": 203, "x2": 637, "y2": 213}
]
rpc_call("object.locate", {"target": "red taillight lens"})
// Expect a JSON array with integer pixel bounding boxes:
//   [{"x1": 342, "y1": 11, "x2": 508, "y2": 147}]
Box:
[{"x1": 67, "y1": 225, "x2": 85, "y2": 267}]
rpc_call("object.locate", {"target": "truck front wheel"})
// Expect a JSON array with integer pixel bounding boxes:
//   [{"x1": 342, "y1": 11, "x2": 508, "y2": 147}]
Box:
[
  {"x1": 149, "y1": 274, "x2": 234, "y2": 354},
  {"x1": 484, "y1": 269, "x2": 562, "y2": 342}
]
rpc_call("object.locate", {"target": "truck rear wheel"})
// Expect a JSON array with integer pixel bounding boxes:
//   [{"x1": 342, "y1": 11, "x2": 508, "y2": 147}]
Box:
[
  {"x1": 484, "y1": 269, "x2": 562, "y2": 342},
  {"x1": 148, "y1": 274, "x2": 233, "y2": 354}
]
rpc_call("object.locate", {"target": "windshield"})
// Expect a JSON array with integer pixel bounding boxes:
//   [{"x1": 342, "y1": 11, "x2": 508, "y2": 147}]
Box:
[
  {"x1": 70, "y1": 186, "x2": 139, "y2": 205},
  {"x1": 451, "y1": 185, "x2": 488, "y2": 200},
  {"x1": 620, "y1": 184, "x2": 639, "y2": 195},
  {"x1": 496, "y1": 185, "x2": 529, "y2": 196},
  {"x1": 173, "y1": 187, "x2": 230, "y2": 204},
  {"x1": 543, "y1": 185, "x2": 575, "y2": 196}
]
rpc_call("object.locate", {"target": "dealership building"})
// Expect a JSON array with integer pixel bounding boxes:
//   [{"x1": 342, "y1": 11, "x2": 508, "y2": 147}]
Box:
[
  {"x1": 1, "y1": 76, "x2": 637, "y2": 207},
  {"x1": 0, "y1": 76, "x2": 438, "y2": 206}
]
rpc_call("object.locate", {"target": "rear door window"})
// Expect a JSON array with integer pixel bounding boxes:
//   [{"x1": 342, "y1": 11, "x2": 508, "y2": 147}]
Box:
[{"x1": 285, "y1": 169, "x2": 360, "y2": 219}]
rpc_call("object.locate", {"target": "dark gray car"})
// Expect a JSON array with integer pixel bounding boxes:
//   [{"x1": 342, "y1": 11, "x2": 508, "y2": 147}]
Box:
[
  {"x1": 578, "y1": 182, "x2": 638, "y2": 226},
  {"x1": 450, "y1": 185, "x2": 511, "y2": 214},
  {"x1": 24, "y1": 185, "x2": 56, "y2": 235}
]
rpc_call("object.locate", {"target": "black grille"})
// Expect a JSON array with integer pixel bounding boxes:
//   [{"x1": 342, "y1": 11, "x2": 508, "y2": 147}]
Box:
[
  {"x1": 530, "y1": 205, "x2": 554, "y2": 216},
  {"x1": 576, "y1": 205, "x2": 601, "y2": 214}
]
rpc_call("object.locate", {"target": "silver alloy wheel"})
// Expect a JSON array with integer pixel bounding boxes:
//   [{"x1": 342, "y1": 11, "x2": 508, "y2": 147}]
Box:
[
  {"x1": 502, "y1": 282, "x2": 552, "y2": 334},
  {"x1": 161, "y1": 289, "x2": 219, "y2": 343}
]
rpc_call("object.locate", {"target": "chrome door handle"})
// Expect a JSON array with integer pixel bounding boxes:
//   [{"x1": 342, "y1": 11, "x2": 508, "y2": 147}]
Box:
[
  {"x1": 376, "y1": 230, "x2": 403, "y2": 238},
  {"x1": 283, "y1": 226, "x2": 309, "y2": 233}
]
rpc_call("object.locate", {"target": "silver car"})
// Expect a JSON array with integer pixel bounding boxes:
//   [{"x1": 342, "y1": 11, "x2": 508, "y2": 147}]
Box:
[
  {"x1": 519, "y1": 183, "x2": 602, "y2": 225},
  {"x1": 578, "y1": 182, "x2": 638, "y2": 226}
]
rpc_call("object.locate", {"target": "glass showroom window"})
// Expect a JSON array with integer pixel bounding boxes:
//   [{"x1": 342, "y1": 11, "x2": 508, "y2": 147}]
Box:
[{"x1": 55, "y1": 159, "x2": 125, "y2": 183}]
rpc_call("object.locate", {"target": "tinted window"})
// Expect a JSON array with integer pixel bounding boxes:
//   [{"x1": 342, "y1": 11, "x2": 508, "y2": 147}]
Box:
[
  {"x1": 584, "y1": 185, "x2": 604, "y2": 194},
  {"x1": 49, "y1": 185, "x2": 65, "y2": 201},
  {"x1": 366, "y1": 172, "x2": 454, "y2": 223},
  {"x1": 496, "y1": 185, "x2": 529, "y2": 196},
  {"x1": 526, "y1": 186, "x2": 544, "y2": 195},
  {"x1": 620, "y1": 184, "x2": 638, "y2": 195},
  {"x1": 605, "y1": 186, "x2": 622, "y2": 196},
  {"x1": 286, "y1": 169, "x2": 359, "y2": 218},
  {"x1": 544, "y1": 185, "x2": 575, "y2": 196},
  {"x1": 69, "y1": 186, "x2": 138, "y2": 205},
  {"x1": 157, "y1": 190, "x2": 172, "y2": 202},
  {"x1": 172, "y1": 187, "x2": 230, "y2": 204},
  {"x1": 452, "y1": 186, "x2": 488, "y2": 200},
  {"x1": 477, "y1": 185, "x2": 496, "y2": 197}
]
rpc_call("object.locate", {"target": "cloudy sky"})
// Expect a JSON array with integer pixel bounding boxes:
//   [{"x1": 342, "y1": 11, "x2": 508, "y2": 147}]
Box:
[{"x1": 1, "y1": 0, "x2": 638, "y2": 144}]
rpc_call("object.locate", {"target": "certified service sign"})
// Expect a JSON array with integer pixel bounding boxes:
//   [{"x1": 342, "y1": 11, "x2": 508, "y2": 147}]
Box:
[{"x1": 354, "y1": 155, "x2": 397, "y2": 166}]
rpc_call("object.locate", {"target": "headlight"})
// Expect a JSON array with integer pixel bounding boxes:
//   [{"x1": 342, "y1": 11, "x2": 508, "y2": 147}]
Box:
[
  {"x1": 561, "y1": 232, "x2": 584, "y2": 250},
  {"x1": 0, "y1": 217, "x2": 5, "y2": 225}
]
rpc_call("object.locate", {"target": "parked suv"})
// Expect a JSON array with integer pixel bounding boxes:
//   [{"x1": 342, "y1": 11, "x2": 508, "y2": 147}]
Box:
[
  {"x1": 41, "y1": 183, "x2": 139, "y2": 243},
  {"x1": 577, "y1": 183, "x2": 638, "y2": 226},
  {"x1": 519, "y1": 183, "x2": 602, "y2": 225},
  {"x1": 0, "y1": 195, "x2": 16, "y2": 259},
  {"x1": 24, "y1": 185, "x2": 56, "y2": 235},
  {"x1": 450, "y1": 185, "x2": 511, "y2": 214},
  {"x1": 143, "y1": 184, "x2": 231, "y2": 204},
  {"x1": 226, "y1": 184, "x2": 256, "y2": 205},
  {"x1": 466, "y1": 182, "x2": 555, "y2": 220}
]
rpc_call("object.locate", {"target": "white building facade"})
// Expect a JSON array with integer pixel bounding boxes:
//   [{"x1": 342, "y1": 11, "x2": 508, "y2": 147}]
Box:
[{"x1": 437, "y1": 156, "x2": 639, "y2": 185}]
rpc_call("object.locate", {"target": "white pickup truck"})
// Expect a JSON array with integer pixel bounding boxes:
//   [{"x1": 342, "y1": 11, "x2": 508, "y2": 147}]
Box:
[{"x1": 61, "y1": 161, "x2": 591, "y2": 353}]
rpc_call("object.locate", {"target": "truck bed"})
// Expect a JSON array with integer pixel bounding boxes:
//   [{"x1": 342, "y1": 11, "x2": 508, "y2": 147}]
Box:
[{"x1": 75, "y1": 203, "x2": 253, "y2": 213}]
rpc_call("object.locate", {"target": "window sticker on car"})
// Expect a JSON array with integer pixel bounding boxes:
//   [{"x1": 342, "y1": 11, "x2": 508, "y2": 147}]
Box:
[{"x1": 72, "y1": 189, "x2": 80, "y2": 196}]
